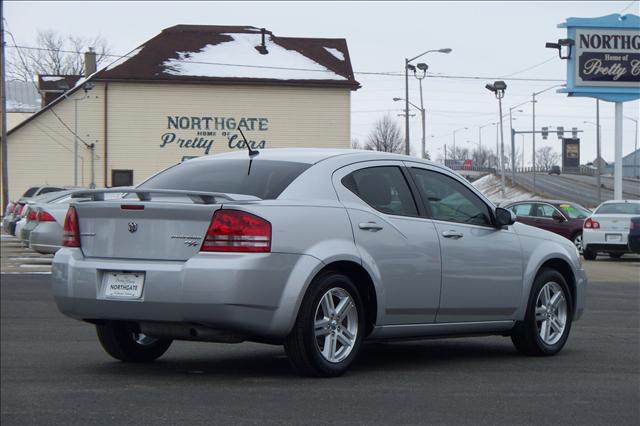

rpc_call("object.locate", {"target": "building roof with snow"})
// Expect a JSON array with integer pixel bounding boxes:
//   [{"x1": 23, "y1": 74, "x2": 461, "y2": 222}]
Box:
[{"x1": 93, "y1": 25, "x2": 360, "y2": 90}]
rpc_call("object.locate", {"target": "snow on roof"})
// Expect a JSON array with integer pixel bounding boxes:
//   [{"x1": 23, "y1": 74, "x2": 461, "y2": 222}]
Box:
[
  {"x1": 90, "y1": 25, "x2": 359, "y2": 89},
  {"x1": 41, "y1": 76, "x2": 65, "y2": 82},
  {"x1": 163, "y1": 33, "x2": 347, "y2": 80},
  {"x1": 323, "y1": 47, "x2": 345, "y2": 61}
]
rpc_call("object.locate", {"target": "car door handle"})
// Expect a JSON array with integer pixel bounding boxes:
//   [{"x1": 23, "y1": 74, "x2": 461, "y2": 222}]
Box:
[
  {"x1": 358, "y1": 222, "x2": 383, "y2": 231},
  {"x1": 442, "y1": 230, "x2": 463, "y2": 239}
]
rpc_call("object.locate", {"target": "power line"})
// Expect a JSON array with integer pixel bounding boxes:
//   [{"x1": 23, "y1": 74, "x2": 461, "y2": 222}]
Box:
[
  {"x1": 6, "y1": 43, "x2": 564, "y2": 83},
  {"x1": 620, "y1": 0, "x2": 638, "y2": 13},
  {"x1": 500, "y1": 55, "x2": 557, "y2": 78}
]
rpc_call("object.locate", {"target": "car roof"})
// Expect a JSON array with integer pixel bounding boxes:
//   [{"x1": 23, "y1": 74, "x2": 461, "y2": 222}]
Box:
[
  {"x1": 187, "y1": 148, "x2": 441, "y2": 166},
  {"x1": 505, "y1": 199, "x2": 574, "y2": 206}
]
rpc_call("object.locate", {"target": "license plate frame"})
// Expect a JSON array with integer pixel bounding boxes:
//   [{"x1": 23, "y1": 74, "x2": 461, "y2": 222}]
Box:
[
  {"x1": 605, "y1": 233, "x2": 622, "y2": 242},
  {"x1": 103, "y1": 271, "x2": 145, "y2": 299}
]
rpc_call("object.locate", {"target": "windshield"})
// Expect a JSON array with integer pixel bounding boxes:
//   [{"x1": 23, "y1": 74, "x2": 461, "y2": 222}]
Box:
[
  {"x1": 138, "y1": 159, "x2": 310, "y2": 200},
  {"x1": 558, "y1": 203, "x2": 591, "y2": 219},
  {"x1": 595, "y1": 202, "x2": 640, "y2": 215}
]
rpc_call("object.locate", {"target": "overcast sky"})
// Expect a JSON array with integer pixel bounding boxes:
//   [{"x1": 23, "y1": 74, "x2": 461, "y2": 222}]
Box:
[{"x1": 5, "y1": 1, "x2": 640, "y2": 164}]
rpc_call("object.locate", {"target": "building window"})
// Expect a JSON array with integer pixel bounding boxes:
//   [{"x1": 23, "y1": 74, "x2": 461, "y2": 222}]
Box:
[{"x1": 111, "y1": 170, "x2": 133, "y2": 187}]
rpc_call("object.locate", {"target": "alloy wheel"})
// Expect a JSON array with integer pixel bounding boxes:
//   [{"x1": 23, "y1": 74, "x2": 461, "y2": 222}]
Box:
[
  {"x1": 314, "y1": 287, "x2": 358, "y2": 363},
  {"x1": 132, "y1": 332, "x2": 158, "y2": 346},
  {"x1": 535, "y1": 282, "x2": 568, "y2": 345},
  {"x1": 573, "y1": 234, "x2": 583, "y2": 254}
]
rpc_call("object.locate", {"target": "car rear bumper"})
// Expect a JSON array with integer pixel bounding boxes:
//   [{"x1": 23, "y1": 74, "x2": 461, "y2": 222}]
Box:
[
  {"x1": 52, "y1": 248, "x2": 323, "y2": 340},
  {"x1": 30, "y1": 223, "x2": 62, "y2": 254},
  {"x1": 583, "y1": 229, "x2": 630, "y2": 252}
]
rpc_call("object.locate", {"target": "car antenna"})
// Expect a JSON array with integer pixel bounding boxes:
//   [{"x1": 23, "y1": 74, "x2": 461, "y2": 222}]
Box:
[{"x1": 238, "y1": 128, "x2": 259, "y2": 175}]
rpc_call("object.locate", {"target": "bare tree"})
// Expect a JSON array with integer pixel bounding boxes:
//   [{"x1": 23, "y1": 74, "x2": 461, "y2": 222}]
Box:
[
  {"x1": 447, "y1": 145, "x2": 470, "y2": 162},
  {"x1": 535, "y1": 146, "x2": 560, "y2": 170},
  {"x1": 365, "y1": 115, "x2": 404, "y2": 154},
  {"x1": 471, "y1": 145, "x2": 495, "y2": 168},
  {"x1": 8, "y1": 29, "x2": 112, "y2": 81},
  {"x1": 351, "y1": 138, "x2": 362, "y2": 150}
]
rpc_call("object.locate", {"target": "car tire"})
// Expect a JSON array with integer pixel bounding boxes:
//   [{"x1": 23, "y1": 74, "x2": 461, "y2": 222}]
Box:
[
  {"x1": 96, "y1": 321, "x2": 172, "y2": 362},
  {"x1": 583, "y1": 246, "x2": 596, "y2": 260},
  {"x1": 572, "y1": 232, "x2": 583, "y2": 255},
  {"x1": 609, "y1": 253, "x2": 623, "y2": 259},
  {"x1": 511, "y1": 268, "x2": 573, "y2": 356},
  {"x1": 284, "y1": 271, "x2": 365, "y2": 377}
]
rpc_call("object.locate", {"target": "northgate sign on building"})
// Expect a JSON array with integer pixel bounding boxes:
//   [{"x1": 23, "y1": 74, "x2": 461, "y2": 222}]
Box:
[
  {"x1": 162, "y1": 115, "x2": 271, "y2": 156},
  {"x1": 4, "y1": 25, "x2": 360, "y2": 199}
]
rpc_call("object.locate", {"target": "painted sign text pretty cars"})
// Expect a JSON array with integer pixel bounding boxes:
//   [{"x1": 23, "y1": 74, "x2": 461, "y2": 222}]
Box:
[
  {"x1": 161, "y1": 115, "x2": 269, "y2": 155},
  {"x1": 575, "y1": 29, "x2": 640, "y2": 87}
]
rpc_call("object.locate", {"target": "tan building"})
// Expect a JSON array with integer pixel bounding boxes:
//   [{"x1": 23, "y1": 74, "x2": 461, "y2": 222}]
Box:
[{"x1": 4, "y1": 25, "x2": 360, "y2": 200}]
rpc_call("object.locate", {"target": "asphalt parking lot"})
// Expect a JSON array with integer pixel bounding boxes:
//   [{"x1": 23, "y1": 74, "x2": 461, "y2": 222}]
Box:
[{"x1": 1, "y1": 235, "x2": 639, "y2": 426}]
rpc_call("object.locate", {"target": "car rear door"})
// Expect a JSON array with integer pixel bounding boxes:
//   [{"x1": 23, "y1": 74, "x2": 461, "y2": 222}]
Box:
[
  {"x1": 332, "y1": 161, "x2": 442, "y2": 325},
  {"x1": 532, "y1": 203, "x2": 569, "y2": 238},
  {"x1": 508, "y1": 203, "x2": 536, "y2": 226},
  {"x1": 406, "y1": 164, "x2": 523, "y2": 323}
]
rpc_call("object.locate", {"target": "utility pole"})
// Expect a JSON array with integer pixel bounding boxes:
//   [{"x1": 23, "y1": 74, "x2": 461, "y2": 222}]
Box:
[
  {"x1": 532, "y1": 92, "x2": 537, "y2": 194},
  {"x1": 404, "y1": 58, "x2": 410, "y2": 156},
  {"x1": 1, "y1": 1, "x2": 8, "y2": 210},
  {"x1": 418, "y1": 77, "x2": 426, "y2": 159}
]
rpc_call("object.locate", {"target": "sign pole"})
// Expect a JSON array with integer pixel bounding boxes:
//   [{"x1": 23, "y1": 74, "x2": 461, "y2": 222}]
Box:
[
  {"x1": 614, "y1": 102, "x2": 623, "y2": 199},
  {"x1": 596, "y1": 99, "x2": 601, "y2": 204}
]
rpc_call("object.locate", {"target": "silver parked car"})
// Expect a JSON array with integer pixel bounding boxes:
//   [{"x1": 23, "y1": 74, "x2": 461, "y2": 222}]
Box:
[{"x1": 52, "y1": 149, "x2": 586, "y2": 377}]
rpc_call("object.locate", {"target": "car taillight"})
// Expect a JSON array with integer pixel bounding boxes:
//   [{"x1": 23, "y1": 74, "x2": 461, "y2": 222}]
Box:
[
  {"x1": 38, "y1": 211, "x2": 56, "y2": 222},
  {"x1": 27, "y1": 210, "x2": 37, "y2": 221},
  {"x1": 16, "y1": 204, "x2": 24, "y2": 215},
  {"x1": 62, "y1": 207, "x2": 81, "y2": 248},
  {"x1": 584, "y1": 218, "x2": 600, "y2": 229},
  {"x1": 631, "y1": 220, "x2": 640, "y2": 230},
  {"x1": 201, "y1": 209, "x2": 271, "y2": 253}
]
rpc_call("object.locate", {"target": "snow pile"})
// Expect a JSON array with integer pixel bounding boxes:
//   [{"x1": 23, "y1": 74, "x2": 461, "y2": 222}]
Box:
[
  {"x1": 162, "y1": 33, "x2": 347, "y2": 80},
  {"x1": 473, "y1": 174, "x2": 539, "y2": 206},
  {"x1": 324, "y1": 47, "x2": 345, "y2": 61}
]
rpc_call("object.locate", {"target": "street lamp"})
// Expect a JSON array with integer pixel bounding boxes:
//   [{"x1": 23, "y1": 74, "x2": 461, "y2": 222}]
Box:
[
  {"x1": 531, "y1": 84, "x2": 565, "y2": 194},
  {"x1": 508, "y1": 106, "x2": 524, "y2": 185},
  {"x1": 393, "y1": 97, "x2": 425, "y2": 158},
  {"x1": 404, "y1": 48, "x2": 452, "y2": 156},
  {"x1": 478, "y1": 122, "x2": 497, "y2": 168},
  {"x1": 486, "y1": 81, "x2": 507, "y2": 198},
  {"x1": 452, "y1": 127, "x2": 468, "y2": 167}
]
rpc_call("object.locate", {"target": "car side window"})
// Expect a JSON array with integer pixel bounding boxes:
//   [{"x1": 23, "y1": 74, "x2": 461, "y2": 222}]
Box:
[
  {"x1": 410, "y1": 168, "x2": 492, "y2": 226},
  {"x1": 510, "y1": 203, "x2": 533, "y2": 217},
  {"x1": 342, "y1": 166, "x2": 418, "y2": 217},
  {"x1": 535, "y1": 204, "x2": 557, "y2": 218}
]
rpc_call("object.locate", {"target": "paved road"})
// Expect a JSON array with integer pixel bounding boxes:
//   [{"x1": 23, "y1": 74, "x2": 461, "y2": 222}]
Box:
[
  {"x1": 2, "y1": 259, "x2": 639, "y2": 426},
  {"x1": 0, "y1": 234, "x2": 52, "y2": 274},
  {"x1": 514, "y1": 173, "x2": 640, "y2": 208}
]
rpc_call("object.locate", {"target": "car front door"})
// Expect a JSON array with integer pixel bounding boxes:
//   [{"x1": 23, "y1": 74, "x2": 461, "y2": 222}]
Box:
[
  {"x1": 333, "y1": 161, "x2": 442, "y2": 325},
  {"x1": 532, "y1": 203, "x2": 569, "y2": 238},
  {"x1": 407, "y1": 164, "x2": 523, "y2": 323}
]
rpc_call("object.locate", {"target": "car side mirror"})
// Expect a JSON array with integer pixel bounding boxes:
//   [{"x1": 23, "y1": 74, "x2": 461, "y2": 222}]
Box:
[
  {"x1": 552, "y1": 211, "x2": 565, "y2": 222},
  {"x1": 495, "y1": 207, "x2": 516, "y2": 228}
]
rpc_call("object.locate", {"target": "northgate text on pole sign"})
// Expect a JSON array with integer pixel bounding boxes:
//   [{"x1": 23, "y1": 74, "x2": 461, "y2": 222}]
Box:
[{"x1": 575, "y1": 29, "x2": 640, "y2": 86}]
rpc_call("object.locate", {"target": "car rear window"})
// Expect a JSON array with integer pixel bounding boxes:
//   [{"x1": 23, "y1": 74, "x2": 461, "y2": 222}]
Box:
[
  {"x1": 595, "y1": 203, "x2": 640, "y2": 215},
  {"x1": 22, "y1": 187, "x2": 38, "y2": 197},
  {"x1": 138, "y1": 159, "x2": 310, "y2": 200}
]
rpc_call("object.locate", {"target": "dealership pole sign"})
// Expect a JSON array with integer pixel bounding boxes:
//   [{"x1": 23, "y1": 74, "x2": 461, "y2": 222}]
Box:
[{"x1": 557, "y1": 13, "x2": 639, "y2": 199}]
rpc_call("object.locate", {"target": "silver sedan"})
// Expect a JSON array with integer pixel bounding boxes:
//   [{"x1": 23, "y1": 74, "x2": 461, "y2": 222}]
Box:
[{"x1": 52, "y1": 149, "x2": 586, "y2": 377}]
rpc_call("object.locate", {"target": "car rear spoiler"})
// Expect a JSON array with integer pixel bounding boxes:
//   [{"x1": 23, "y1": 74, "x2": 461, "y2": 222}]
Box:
[{"x1": 70, "y1": 188, "x2": 259, "y2": 205}]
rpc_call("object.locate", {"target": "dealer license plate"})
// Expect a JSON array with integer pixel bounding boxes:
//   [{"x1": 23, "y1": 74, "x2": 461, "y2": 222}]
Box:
[
  {"x1": 104, "y1": 272, "x2": 145, "y2": 299},
  {"x1": 606, "y1": 234, "x2": 622, "y2": 242}
]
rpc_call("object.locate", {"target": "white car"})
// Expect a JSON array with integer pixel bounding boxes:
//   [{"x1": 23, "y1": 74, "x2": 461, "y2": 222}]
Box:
[{"x1": 582, "y1": 200, "x2": 640, "y2": 260}]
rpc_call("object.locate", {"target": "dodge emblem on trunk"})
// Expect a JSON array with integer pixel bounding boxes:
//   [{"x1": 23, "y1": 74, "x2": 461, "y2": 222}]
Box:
[{"x1": 128, "y1": 222, "x2": 138, "y2": 233}]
